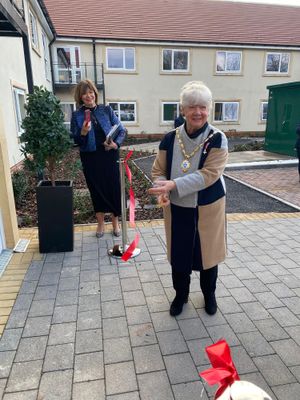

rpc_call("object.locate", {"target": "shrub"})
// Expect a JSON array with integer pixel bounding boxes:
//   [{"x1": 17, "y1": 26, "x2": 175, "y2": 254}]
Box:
[
  {"x1": 20, "y1": 86, "x2": 72, "y2": 185},
  {"x1": 11, "y1": 170, "x2": 30, "y2": 207}
]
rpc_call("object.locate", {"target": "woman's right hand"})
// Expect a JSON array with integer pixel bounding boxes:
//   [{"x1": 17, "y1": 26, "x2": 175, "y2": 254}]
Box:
[{"x1": 81, "y1": 121, "x2": 91, "y2": 136}]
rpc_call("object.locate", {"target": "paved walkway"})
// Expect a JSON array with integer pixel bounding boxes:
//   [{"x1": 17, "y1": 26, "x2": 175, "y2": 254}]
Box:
[
  {"x1": 226, "y1": 168, "x2": 300, "y2": 209},
  {"x1": 1, "y1": 214, "x2": 300, "y2": 400},
  {"x1": 1, "y1": 148, "x2": 300, "y2": 400}
]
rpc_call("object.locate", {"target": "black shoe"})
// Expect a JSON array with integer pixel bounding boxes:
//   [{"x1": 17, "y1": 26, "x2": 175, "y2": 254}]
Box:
[
  {"x1": 204, "y1": 293, "x2": 217, "y2": 315},
  {"x1": 170, "y1": 295, "x2": 188, "y2": 317}
]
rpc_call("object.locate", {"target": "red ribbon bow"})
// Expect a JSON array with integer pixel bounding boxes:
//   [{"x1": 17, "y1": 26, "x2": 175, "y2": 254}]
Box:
[
  {"x1": 199, "y1": 339, "x2": 240, "y2": 399},
  {"x1": 121, "y1": 151, "x2": 140, "y2": 261}
]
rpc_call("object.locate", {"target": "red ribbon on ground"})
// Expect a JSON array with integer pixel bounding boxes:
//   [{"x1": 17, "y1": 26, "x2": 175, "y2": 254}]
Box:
[
  {"x1": 199, "y1": 339, "x2": 240, "y2": 399},
  {"x1": 121, "y1": 150, "x2": 140, "y2": 261}
]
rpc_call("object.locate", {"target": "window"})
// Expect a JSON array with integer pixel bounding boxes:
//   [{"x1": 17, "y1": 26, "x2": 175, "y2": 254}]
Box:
[
  {"x1": 260, "y1": 102, "x2": 268, "y2": 122},
  {"x1": 162, "y1": 102, "x2": 180, "y2": 123},
  {"x1": 109, "y1": 102, "x2": 136, "y2": 123},
  {"x1": 265, "y1": 52, "x2": 290, "y2": 73},
  {"x1": 60, "y1": 103, "x2": 75, "y2": 129},
  {"x1": 216, "y1": 51, "x2": 241, "y2": 73},
  {"x1": 42, "y1": 32, "x2": 50, "y2": 80},
  {"x1": 214, "y1": 102, "x2": 239, "y2": 122},
  {"x1": 162, "y1": 49, "x2": 189, "y2": 72},
  {"x1": 54, "y1": 46, "x2": 81, "y2": 84},
  {"x1": 29, "y1": 11, "x2": 38, "y2": 48},
  {"x1": 13, "y1": 87, "x2": 26, "y2": 137},
  {"x1": 106, "y1": 48, "x2": 135, "y2": 70}
]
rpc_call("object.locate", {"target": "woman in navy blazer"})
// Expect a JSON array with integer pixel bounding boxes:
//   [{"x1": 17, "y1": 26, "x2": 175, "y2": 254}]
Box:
[{"x1": 71, "y1": 80, "x2": 126, "y2": 237}]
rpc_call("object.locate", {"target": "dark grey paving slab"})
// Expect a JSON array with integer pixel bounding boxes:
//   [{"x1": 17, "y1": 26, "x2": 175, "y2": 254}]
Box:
[
  {"x1": 38, "y1": 369, "x2": 72, "y2": 400},
  {"x1": 73, "y1": 380, "x2": 105, "y2": 400},
  {"x1": 137, "y1": 371, "x2": 174, "y2": 400},
  {"x1": 105, "y1": 361, "x2": 138, "y2": 395},
  {"x1": 74, "y1": 351, "x2": 104, "y2": 382},
  {"x1": 6, "y1": 360, "x2": 42, "y2": 392}
]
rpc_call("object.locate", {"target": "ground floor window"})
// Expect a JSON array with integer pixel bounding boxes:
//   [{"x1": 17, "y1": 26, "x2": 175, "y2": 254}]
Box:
[
  {"x1": 162, "y1": 102, "x2": 179, "y2": 123},
  {"x1": 60, "y1": 103, "x2": 75, "y2": 129},
  {"x1": 260, "y1": 101, "x2": 268, "y2": 122},
  {"x1": 108, "y1": 102, "x2": 136, "y2": 123},
  {"x1": 214, "y1": 101, "x2": 239, "y2": 122},
  {"x1": 13, "y1": 87, "x2": 26, "y2": 137}
]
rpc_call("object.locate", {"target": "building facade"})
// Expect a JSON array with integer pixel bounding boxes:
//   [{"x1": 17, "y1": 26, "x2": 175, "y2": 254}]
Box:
[{"x1": 52, "y1": 38, "x2": 300, "y2": 136}]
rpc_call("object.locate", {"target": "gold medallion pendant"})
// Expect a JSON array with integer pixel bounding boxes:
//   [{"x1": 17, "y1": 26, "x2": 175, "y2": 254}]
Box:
[{"x1": 181, "y1": 159, "x2": 191, "y2": 172}]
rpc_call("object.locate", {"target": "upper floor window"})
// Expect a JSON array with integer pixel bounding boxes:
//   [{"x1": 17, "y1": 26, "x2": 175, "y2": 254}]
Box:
[
  {"x1": 265, "y1": 52, "x2": 290, "y2": 74},
  {"x1": 60, "y1": 103, "x2": 75, "y2": 129},
  {"x1": 162, "y1": 102, "x2": 179, "y2": 123},
  {"x1": 29, "y1": 11, "x2": 38, "y2": 49},
  {"x1": 109, "y1": 102, "x2": 136, "y2": 123},
  {"x1": 214, "y1": 101, "x2": 239, "y2": 122},
  {"x1": 54, "y1": 46, "x2": 81, "y2": 84},
  {"x1": 162, "y1": 49, "x2": 189, "y2": 72},
  {"x1": 216, "y1": 51, "x2": 241, "y2": 73},
  {"x1": 106, "y1": 48, "x2": 135, "y2": 71},
  {"x1": 42, "y1": 32, "x2": 51, "y2": 80},
  {"x1": 13, "y1": 87, "x2": 26, "y2": 137},
  {"x1": 260, "y1": 102, "x2": 268, "y2": 122}
]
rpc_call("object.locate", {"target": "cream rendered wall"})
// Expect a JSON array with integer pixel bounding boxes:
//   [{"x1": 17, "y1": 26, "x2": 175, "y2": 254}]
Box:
[
  {"x1": 52, "y1": 40, "x2": 300, "y2": 136},
  {"x1": 23, "y1": 0, "x2": 52, "y2": 90},
  {"x1": 0, "y1": 37, "x2": 27, "y2": 166}
]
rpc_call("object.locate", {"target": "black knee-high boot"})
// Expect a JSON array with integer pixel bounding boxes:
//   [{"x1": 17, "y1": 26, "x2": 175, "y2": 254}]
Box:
[
  {"x1": 170, "y1": 271, "x2": 191, "y2": 316},
  {"x1": 200, "y1": 265, "x2": 218, "y2": 315}
]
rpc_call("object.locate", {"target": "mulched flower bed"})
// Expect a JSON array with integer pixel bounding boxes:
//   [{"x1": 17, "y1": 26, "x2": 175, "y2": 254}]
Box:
[{"x1": 13, "y1": 147, "x2": 163, "y2": 228}]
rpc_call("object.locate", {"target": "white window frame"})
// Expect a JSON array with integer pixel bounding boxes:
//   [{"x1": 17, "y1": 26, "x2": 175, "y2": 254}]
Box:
[
  {"x1": 13, "y1": 87, "x2": 26, "y2": 137},
  {"x1": 265, "y1": 52, "x2": 290, "y2": 74},
  {"x1": 260, "y1": 101, "x2": 268, "y2": 122},
  {"x1": 213, "y1": 101, "x2": 239, "y2": 123},
  {"x1": 216, "y1": 51, "x2": 242, "y2": 73},
  {"x1": 108, "y1": 101, "x2": 137, "y2": 124},
  {"x1": 60, "y1": 102, "x2": 76, "y2": 129},
  {"x1": 42, "y1": 31, "x2": 51, "y2": 80},
  {"x1": 53, "y1": 46, "x2": 82, "y2": 84},
  {"x1": 29, "y1": 10, "x2": 39, "y2": 49},
  {"x1": 162, "y1": 49, "x2": 189, "y2": 72},
  {"x1": 106, "y1": 47, "x2": 136, "y2": 71},
  {"x1": 161, "y1": 102, "x2": 180, "y2": 123}
]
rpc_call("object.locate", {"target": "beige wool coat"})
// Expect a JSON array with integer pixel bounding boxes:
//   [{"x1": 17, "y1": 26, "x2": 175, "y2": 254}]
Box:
[{"x1": 152, "y1": 126, "x2": 228, "y2": 270}]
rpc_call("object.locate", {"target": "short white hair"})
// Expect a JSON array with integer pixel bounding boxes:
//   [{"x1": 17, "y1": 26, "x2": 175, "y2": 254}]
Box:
[{"x1": 180, "y1": 81, "x2": 212, "y2": 109}]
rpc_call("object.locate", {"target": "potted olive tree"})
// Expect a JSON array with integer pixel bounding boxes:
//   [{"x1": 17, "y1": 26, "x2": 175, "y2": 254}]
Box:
[{"x1": 20, "y1": 86, "x2": 73, "y2": 253}]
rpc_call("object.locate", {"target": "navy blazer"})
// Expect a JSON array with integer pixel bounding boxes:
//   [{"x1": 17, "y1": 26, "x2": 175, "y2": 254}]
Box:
[{"x1": 70, "y1": 105, "x2": 126, "y2": 152}]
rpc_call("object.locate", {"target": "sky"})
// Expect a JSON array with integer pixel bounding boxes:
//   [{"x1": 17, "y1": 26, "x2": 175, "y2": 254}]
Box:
[{"x1": 221, "y1": 0, "x2": 300, "y2": 5}]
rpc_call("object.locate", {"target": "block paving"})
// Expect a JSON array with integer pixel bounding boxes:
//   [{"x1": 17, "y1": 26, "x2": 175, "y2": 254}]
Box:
[{"x1": 1, "y1": 213, "x2": 300, "y2": 399}]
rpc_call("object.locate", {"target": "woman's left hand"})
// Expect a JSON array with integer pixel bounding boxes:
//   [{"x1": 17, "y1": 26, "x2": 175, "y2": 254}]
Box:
[{"x1": 103, "y1": 139, "x2": 118, "y2": 151}]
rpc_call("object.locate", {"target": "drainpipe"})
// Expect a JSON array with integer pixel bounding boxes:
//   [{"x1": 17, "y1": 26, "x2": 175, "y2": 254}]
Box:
[
  {"x1": 49, "y1": 33, "x2": 56, "y2": 93},
  {"x1": 92, "y1": 38, "x2": 97, "y2": 84},
  {"x1": 22, "y1": 33, "x2": 34, "y2": 94}
]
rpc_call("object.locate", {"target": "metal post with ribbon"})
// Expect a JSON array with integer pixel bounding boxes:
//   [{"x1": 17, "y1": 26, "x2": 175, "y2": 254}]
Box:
[{"x1": 108, "y1": 151, "x2": 141, "y2": 260}]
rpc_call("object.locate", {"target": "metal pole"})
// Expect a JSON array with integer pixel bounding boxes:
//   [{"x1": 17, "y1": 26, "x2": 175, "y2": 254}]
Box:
[{"x1": 119, "y1": 159, "x2": 127, "y2": 249}]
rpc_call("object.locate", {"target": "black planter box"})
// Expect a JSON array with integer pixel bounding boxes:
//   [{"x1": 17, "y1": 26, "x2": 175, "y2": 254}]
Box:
[{"x1": 36, "y1": 180, "x2": 73, "y2": 253}]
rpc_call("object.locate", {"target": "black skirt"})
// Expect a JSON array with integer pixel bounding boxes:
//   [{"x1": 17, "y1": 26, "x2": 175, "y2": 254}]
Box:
[{"x1": 80, "y1": 147, "x2": 121, "y2": 216}]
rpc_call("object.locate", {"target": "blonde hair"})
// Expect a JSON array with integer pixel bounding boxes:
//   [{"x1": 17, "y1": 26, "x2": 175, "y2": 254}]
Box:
[
  {"x1": 74, "y1": 79, "x2": 98, "y2": 108},
  {"x1": 180, "y1": 81, "x2": 212, "y2": 109}
]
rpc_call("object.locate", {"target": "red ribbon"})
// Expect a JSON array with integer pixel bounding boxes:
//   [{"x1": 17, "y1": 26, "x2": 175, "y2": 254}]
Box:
[
  {"x1": 199, "y1": 339, "x2": 240, "y2": 399},
  {"x1": 121, "y1": 150, "x2": 139, "y2": 261},
  {"x1": 123, "y1": 150, "x2": 135, "y2": 228}
]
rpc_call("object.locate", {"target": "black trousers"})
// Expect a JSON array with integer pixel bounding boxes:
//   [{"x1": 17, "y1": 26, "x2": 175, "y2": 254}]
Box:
[{"x1": 172, "y1": 265, "x2": 218, "y2": 301}]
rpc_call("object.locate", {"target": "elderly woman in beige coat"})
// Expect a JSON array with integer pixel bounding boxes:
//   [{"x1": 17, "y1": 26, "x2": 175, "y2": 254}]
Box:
[{"x1": 149, "y1": 81, "x2": 228, "y2": 316}]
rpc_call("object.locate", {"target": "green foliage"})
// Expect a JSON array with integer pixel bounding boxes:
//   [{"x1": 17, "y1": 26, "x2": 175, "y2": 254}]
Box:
[
  {"x1": 20, "y1": 86, "x2": 72, "y2": 185},
  {"x1": 232, "y1": 141, "x2": 264, "y2": 152},
  {"x1": 73, "y1": 190, "x2": 94, "y2": 224},
  {"x1": 11, "y1": 170, "x2": 30, "y2": 207}
]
